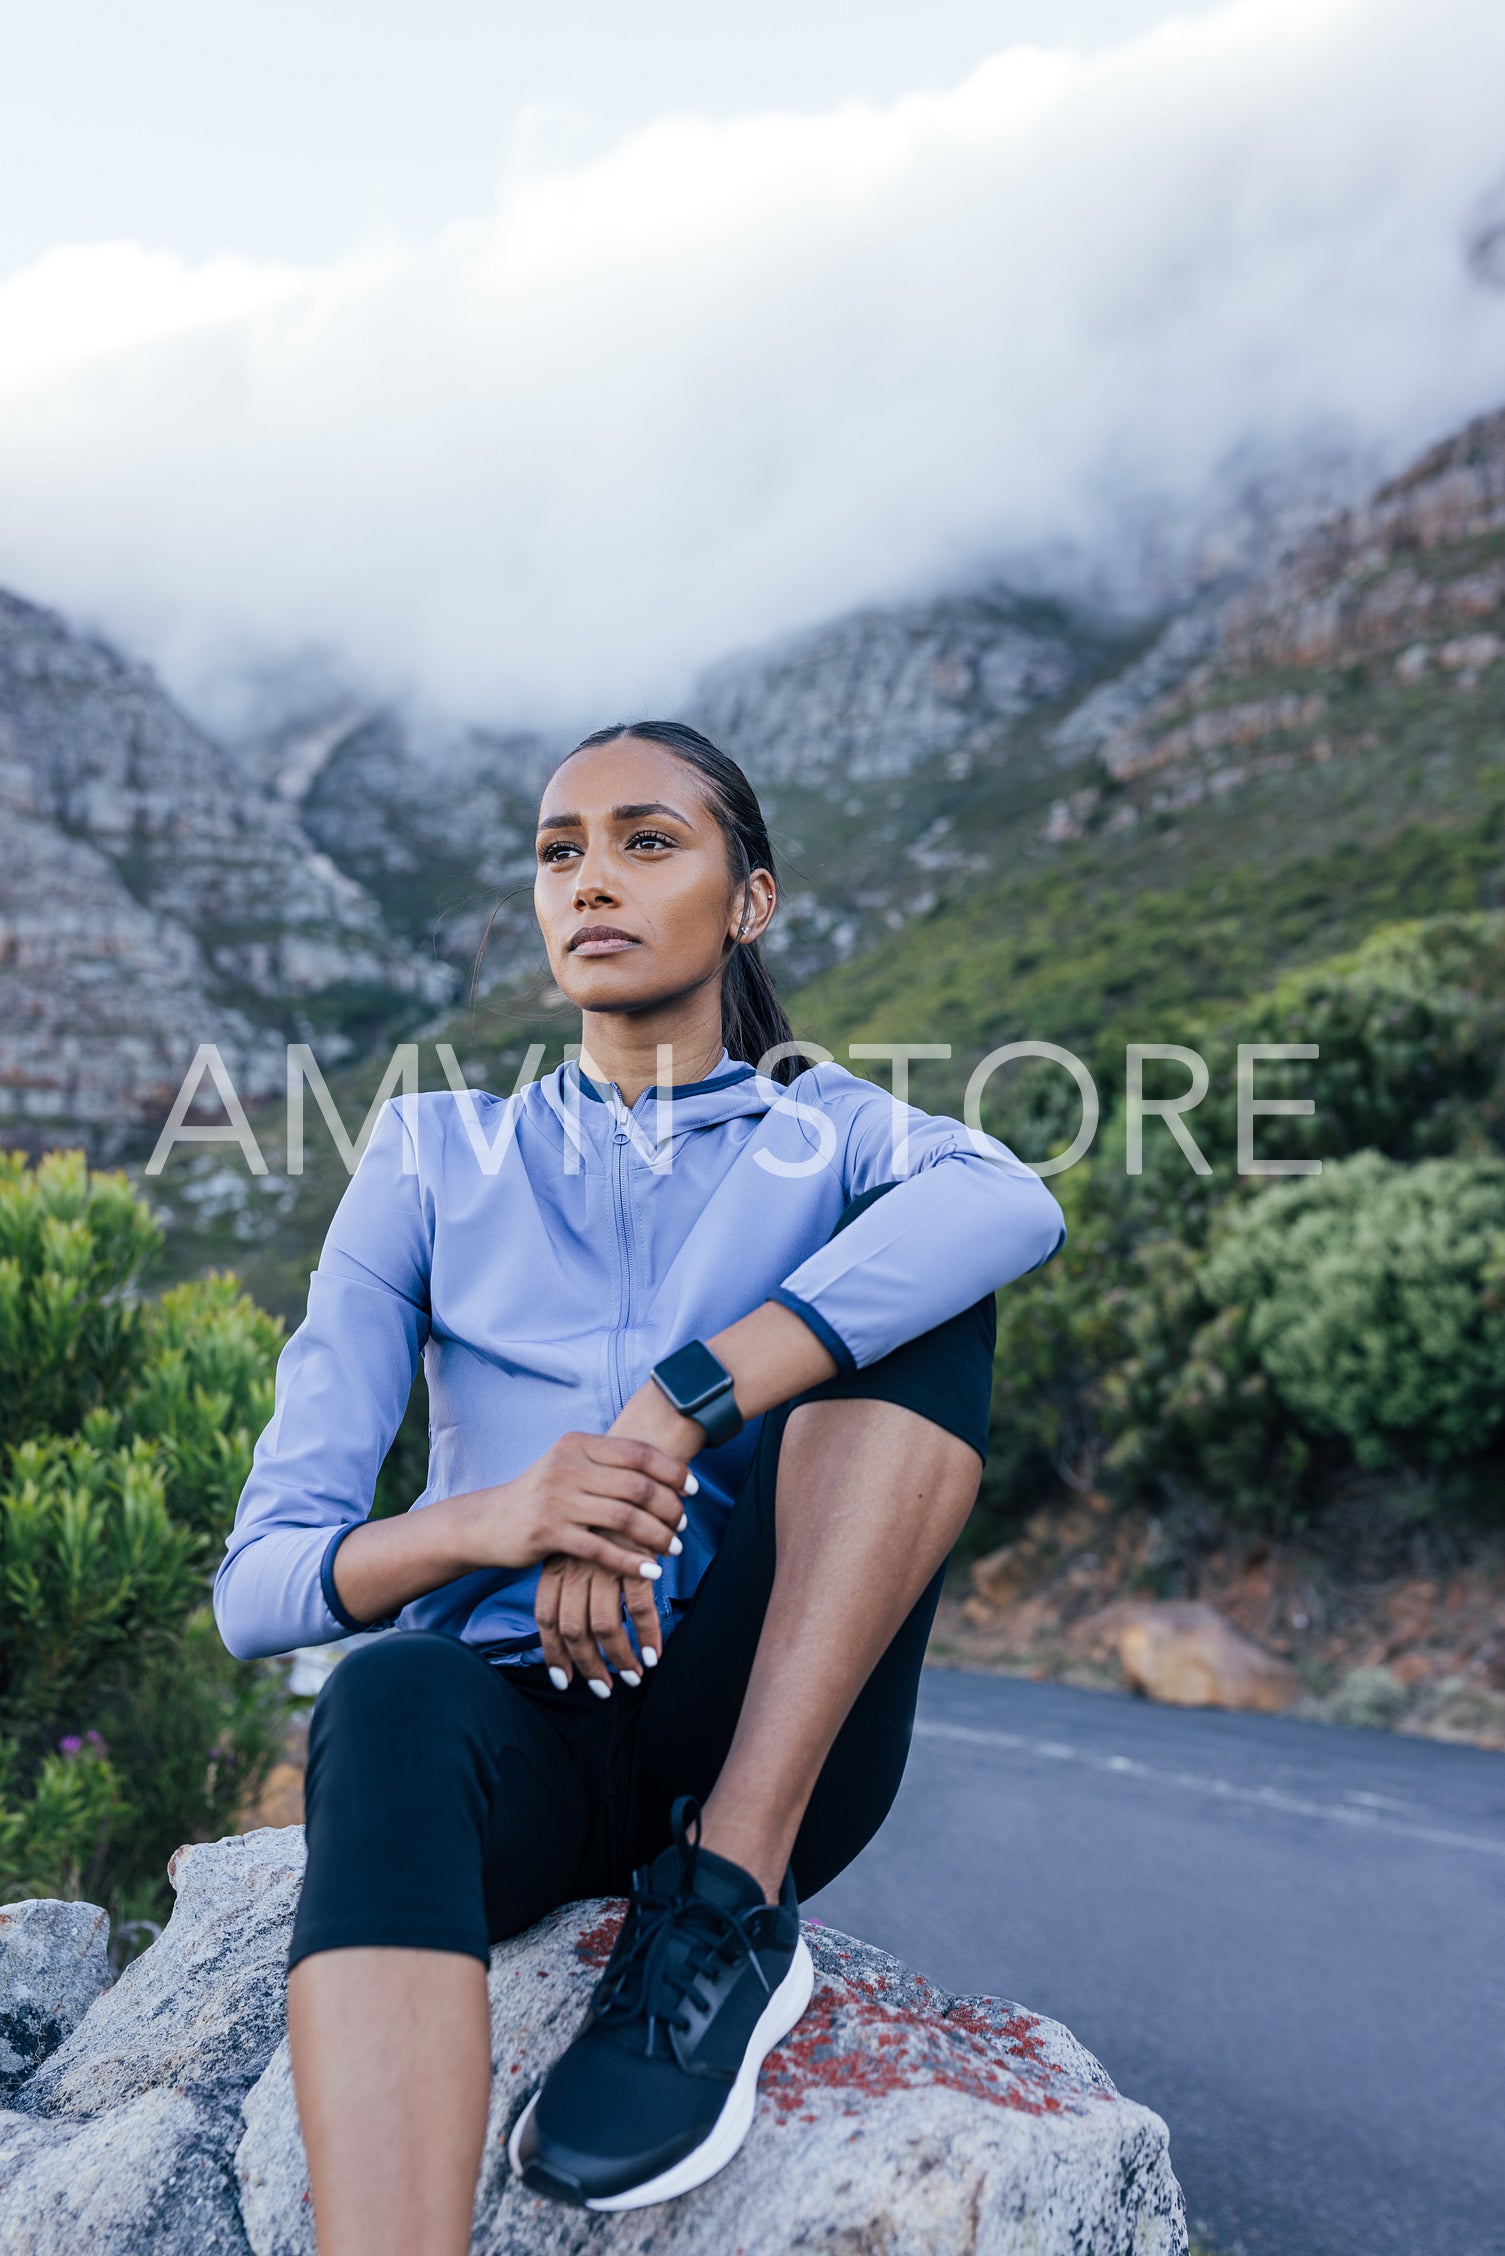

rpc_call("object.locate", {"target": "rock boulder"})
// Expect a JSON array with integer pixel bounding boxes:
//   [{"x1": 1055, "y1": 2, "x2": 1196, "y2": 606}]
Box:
[
  {"x1": 1, "y1": 1830, "x2": 1187, "y2": 2255},
  {"x1": 1118, "y1": 1600, "x2": 1302, "y2": 1712},
  {"x1": 0, "y1": 1899, "x2": 111, "y2": 2103}
]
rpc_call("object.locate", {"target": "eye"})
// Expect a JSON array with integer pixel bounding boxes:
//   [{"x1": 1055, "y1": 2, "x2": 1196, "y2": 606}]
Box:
[
  {"x1": 538, "y1": 838, "x2": 580, "y2": 863},
  {"x1": 626, "y1": 829, "x2": 676, "y2": 851}
]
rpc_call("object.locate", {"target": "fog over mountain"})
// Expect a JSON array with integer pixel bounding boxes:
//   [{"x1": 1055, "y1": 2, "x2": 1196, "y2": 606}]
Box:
[{"x1": 1, "y1": 0, "x2": 1504, "y2": 729}]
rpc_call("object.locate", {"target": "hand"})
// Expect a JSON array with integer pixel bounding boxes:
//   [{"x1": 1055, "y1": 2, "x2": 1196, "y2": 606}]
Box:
[
  {"x1": 458, "y1": 1430, "x2": 692, "y2": 1579},
  {"x1": 533, "y1": 1386, "x2": 703, "y2": 1693},
  {"x1": 534, "y1": 1553, "x2": 667, "y2": 1694}
]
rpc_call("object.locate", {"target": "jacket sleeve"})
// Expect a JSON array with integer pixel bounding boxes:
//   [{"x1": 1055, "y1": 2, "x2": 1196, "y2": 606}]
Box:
[
  {"x1": 212, "y1": 1098, "x2": 433, "y2": 1661},
  {"x1": 770, "y1": 1070, "x2": 1065, "y2": 1372}
]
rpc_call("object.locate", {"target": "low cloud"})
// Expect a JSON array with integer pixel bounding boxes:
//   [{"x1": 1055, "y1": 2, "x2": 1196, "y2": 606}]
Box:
[{"x1": 1, "y1": 0, "x2": 1503, "y2": 728}]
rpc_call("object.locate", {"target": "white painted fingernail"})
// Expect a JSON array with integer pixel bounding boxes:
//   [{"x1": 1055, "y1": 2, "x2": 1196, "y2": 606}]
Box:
[
  {"x1": 639, "y1": 1559, "x2": 662, "y2": 1580},
  {"x1": 677, "y1": 1512, "x2": 688, "y2": 1532},
  {"x1": 547, "y1": 1666, "x2": 569, "y2": 1692},
  {"x1": 642, "y1": 1646, "x2": 659, "y2": 1668},
  {"x1": 620, "y1": 1670, "x2": 641, "y2": 1688},
  {"x1": 683, "y1": 1471, "x2": 699, "y2": 1494},
  {"x1": 668, "y1": 1535, "x2": 682, "y2": 1555},
  {"x1": 587, "y1": 1677, "x2": 611, "y2": 1700}
]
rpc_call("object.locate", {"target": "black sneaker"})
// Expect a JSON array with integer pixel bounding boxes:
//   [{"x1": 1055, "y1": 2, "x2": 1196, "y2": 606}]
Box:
[{"x1": 508, "y1": 1796, "x2": 813, "y2": 2211}]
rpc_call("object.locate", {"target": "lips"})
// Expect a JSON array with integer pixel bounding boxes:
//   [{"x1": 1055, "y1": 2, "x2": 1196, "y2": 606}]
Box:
[{"x1": 568, "y1": 925, "x2": 639, "y2": 954}]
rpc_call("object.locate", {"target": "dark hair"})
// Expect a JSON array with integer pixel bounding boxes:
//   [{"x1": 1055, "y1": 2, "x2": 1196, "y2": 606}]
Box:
[{"x1": 554, "y1": 720, "x2": 813, "y2": 1084}]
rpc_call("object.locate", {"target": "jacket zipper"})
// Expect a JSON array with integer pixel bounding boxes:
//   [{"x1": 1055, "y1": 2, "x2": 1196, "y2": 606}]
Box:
[{"x1": 607, "y1": 1089, "x2": 634, "y2": 1418}]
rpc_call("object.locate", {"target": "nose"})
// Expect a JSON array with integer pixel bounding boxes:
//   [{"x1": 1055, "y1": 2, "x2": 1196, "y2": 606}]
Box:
[{"x1": 571, "y1": 839, "x2": 618, "y2": 910}]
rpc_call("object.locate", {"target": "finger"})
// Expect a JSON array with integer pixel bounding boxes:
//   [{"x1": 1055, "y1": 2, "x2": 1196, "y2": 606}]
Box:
[
  {"x1": 588, "y1": 1578, "x2": 641, "y2": 1682},
  {"x1": 574, "y1": 1495, "x2": 684, "y2": 1557},
  {"x1": 558, "y1": 1569, "x2": 611, "y2": 1698},
  {"x1": 534, "y1": 1562, "x2": 571, "y2": 1689},
  {"x1": 624, "y1": 1577, "x2": 663, "y2": 1671},
  {"x1": 581, "y1": 1434, "x2": 701, "y2": 1497},
  {"x1": 556, "y1": 1524, "x2": 668, "y2": 1583},
  {"x1": 575, "y1": 1465, "x2": 689, "y2": 1532}
]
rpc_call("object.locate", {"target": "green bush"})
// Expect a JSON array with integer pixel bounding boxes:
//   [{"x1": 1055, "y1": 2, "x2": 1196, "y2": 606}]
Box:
[
  {"x1": 978, "y1": 1165, "x2": 1132, "y2": 1529},
  {"x1": 0, "y1": 1150, "x2": 286, "y2": 1913},
  {"x1": 0, "y1": 1153, "x2": 159, "y2": 1438},
  {"x1": 976, "y1": 915, "x2": 1505, "y2": 1531},
  {"x1": 1099, "y1": 1232, "x2": 1313, "y2": 1517},
  {"x1": 1190, "y1": 913, "x2": 1505, "y2": 1174},
  {"x1": 1082, "y1": 1152, "x2": 1505, "y2": 1522},
  {"x1": 1201, "y1": 1152, "x2": 1505, "y2": 1472}
]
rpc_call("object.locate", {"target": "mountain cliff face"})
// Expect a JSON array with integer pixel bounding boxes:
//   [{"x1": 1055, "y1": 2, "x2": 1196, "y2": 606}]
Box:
[
  {"x1": 786, "y1": 409, "x2": 1505, "y2": 1144},
  {"x1": 294, "y1": 711, "x2": 552, "y2": 984},
  {"x1": 1044, "y1": 409, "x2": 1505, "y2": 841},
  {"x1": 222, "y1": 588, "x2": 1138, "y2": 1009},
  {"x1": 682, "y1": 590, "x2": 1140, "y2": 987},
  {"x1": 4, "y1": 403, "x2": 1503, "y2": 1170},
  {"x1": 0, "y1": 592, "x2": 451, "y2": 1154},
  {"x1": 685, "y1": 585, "x2": 1114, "y2": 784}
]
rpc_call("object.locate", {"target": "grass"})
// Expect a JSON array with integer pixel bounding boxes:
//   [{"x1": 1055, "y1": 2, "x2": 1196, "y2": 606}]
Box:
[{"x1": 790, "y1": 790, "x2": 1505, "y2": 1131}]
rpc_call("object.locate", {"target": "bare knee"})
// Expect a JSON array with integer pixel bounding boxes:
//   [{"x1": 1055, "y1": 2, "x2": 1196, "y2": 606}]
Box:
[{"x1": 782, "y1": 1395, "x2": 981, "y2": 1517}]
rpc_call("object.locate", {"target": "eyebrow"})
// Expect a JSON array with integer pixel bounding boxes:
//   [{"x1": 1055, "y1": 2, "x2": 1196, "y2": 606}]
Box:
[{"x1": 536, "y1": 801, "x2": 693, "y2": 833}]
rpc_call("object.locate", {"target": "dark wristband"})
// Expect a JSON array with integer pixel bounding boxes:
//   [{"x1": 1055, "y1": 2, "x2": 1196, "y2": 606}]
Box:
[{"x1": 650, "y1": 1339, "x2": 744, "y2": 1449}]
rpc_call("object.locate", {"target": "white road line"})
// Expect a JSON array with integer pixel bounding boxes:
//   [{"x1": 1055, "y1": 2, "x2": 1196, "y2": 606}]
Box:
[{"x1": 911, "y1": 1719, "x2": 1505, "y2": 1860}]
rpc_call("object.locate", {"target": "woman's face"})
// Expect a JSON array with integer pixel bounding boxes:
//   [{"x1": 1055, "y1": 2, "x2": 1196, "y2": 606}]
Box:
[{"x1": 534, "y1": 736, "x2": 774, "y2": 1019}]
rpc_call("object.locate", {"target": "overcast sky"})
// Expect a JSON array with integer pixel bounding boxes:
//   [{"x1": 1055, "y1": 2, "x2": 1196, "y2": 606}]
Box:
[
  {"x1": 1, "y1": 0, "x2": 1502, "y2": 730},
  {"x1": 1, "y1": 1, "x2": 1220, "y2": 272}
]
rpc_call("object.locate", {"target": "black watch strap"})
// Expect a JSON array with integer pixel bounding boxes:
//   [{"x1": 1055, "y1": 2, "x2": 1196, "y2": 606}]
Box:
[{"x1": 650, "y1": 1340, "x2": 745, "y2": 1448}]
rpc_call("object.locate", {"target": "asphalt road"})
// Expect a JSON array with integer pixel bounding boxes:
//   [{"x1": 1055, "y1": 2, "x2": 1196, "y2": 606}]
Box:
[{"x1": 806, "y1": 1668, "x2": 1505, "y2": 2256}]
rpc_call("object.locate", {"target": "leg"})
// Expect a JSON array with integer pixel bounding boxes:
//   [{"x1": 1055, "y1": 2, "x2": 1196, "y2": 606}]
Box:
[
  {"x1": 287, "y1": 1633, "x2": 598, "y2": 2256},
  {"x1": 696, "y1": 1395, "x2": 981, "y2": 1895},
  {"x1": 627, "y1": 1263, "x2": 996, "y2": 1899},
  {"x1": 289, "y1": 1950, "x2": 489, "y2": 2256},
  {"x1": 511, "y1": 1286, "x2": 994, "y2": 2212}
]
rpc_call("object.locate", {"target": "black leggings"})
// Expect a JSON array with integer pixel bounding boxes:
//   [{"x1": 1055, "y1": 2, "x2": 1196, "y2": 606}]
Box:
[{"x1": 288, "y1": 1193, "x2": 996, "y2": 1972}]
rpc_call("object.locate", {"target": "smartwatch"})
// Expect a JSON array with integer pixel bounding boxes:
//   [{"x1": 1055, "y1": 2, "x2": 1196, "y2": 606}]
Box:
[{"x1": 650, "y1": 1340, "x2": 745, "y2": 1448}]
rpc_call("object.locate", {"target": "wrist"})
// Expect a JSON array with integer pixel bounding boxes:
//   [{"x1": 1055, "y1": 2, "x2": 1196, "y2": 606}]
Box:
[
  {"x1": 612, "y1": 1381, "x2": 704, "y2": 1461},
  {"x1": 647, "y1": 1339, "x2": 744, "y2": 1448},
  {"x1": 429, "y1": 1481, "x2": 504, "y2": 1574}
]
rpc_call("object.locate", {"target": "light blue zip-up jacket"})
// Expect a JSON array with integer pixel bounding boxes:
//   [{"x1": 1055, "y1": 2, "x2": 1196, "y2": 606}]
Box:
[{"x1": 213, "y1": 1054, "x2": 1065, "y2": 1664}]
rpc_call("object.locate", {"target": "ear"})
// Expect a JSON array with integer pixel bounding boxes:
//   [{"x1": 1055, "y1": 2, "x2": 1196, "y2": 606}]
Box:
[{"x1": 729, "y1": 866, "x2": 776, "y2": 949}]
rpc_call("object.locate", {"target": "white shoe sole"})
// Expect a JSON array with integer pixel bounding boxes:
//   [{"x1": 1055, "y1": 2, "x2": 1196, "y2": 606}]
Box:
[{"x1": 507, "y1": 1935, "x2": 815, "y2": 2212}]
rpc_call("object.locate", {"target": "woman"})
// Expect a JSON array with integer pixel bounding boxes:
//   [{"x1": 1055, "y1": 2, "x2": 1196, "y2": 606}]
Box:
[{"x1": 215, "y1": 720, "x2": 1065, "y2": 2254}]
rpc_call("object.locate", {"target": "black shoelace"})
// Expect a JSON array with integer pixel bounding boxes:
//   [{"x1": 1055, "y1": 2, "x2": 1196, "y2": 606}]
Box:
[{"x1": 592, "y1": 1798, "x2": 772, "y2": 2060}]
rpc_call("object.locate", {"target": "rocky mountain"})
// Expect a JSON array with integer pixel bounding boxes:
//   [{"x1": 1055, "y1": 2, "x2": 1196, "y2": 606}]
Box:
[
  {"x1": 1043, "y1": 407, "x2": 1505, "y2": 843},
  {"x1": 4, "y1": 400, "x2": 1503, "y2": 1184},
  {"x1": 685, "y1": 584, "x2": 1114, "y2": 784},
  {"x1": 292, "y1": 711, "x2": 552, "y2": 984},
  {"x1": 785, "y1": 406, "x2": 1505, "y2": 1149},
  {"x1": 210, "y1": 584, "x2": 1138, "y2": 1021},
  {"x1": 0, "y1": 592, "x2": 453, "y2": 1156}
]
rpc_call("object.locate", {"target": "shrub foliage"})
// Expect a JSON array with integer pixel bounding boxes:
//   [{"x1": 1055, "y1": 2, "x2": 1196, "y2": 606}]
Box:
[
  {"x1": 976, "y1": 914, "x2": 1505, "y2": 1539},
  {"x1": 0, "y1": 1151, "x2": 285, "y2": 1911}
]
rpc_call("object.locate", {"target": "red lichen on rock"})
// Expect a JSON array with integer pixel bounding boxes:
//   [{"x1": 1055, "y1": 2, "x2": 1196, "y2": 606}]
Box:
[
  {"x1": 944, "y1": 1997, "x2": 1050, "y2": 2068},
  {"x1": 573, "y1": 1903, "x2": 626, "y2": 1969},
  {"x1": 759, "y1": 1974, "x2": 1080, "y2": 2125}
]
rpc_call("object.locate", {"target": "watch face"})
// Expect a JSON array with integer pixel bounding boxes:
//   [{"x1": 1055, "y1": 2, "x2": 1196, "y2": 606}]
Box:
[{"x1": 655, "y1": 1340, "x2": 729, "y2": 1411}]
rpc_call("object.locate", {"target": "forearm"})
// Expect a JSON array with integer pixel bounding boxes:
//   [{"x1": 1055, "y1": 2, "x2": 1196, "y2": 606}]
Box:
[
  {"x1": 708, "y1": 1298, "x2": 839, "y2": 1417},
  {"x1": 611, "y1": 1300, "x2": 838, "y2": 1451},
  {"x1": 329, "y1": 1488, "x2": 490, "y2": 1630}
]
